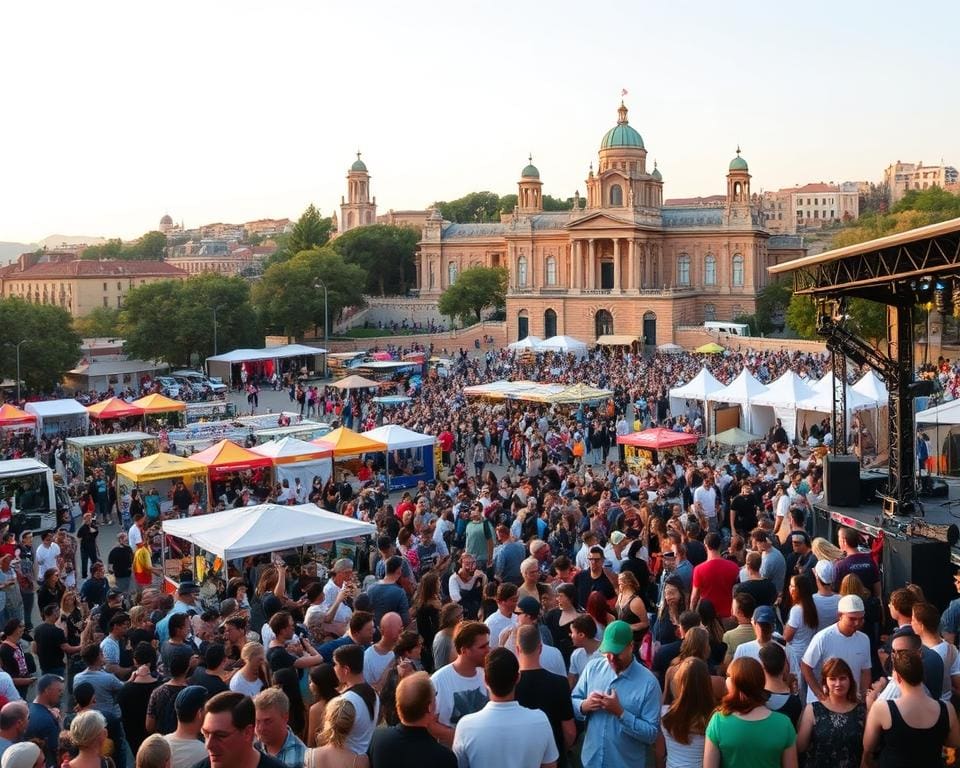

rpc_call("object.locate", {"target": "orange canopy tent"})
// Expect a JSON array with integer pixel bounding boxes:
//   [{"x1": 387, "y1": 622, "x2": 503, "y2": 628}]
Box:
[
  {"x1": 312, "y1": 427, "x2": 387, "y2": 457},
  {"x1": 87, "y1": 397, "x2": 146, "y2": 420},
  {"x1": 131, "y1": 394, "x2": 187, "y2": 414},
  {"x1": 0, "y1": 404, "x2": 36, "y2": 428},
  {"x1": 190, "y1": 439, "x2": 274, "y2": 476}
]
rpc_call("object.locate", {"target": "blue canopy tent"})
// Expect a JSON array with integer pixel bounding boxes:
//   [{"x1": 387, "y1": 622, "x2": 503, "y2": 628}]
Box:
[{"x1": 362, "y1": 425, "x2": 436, "y2": 489}]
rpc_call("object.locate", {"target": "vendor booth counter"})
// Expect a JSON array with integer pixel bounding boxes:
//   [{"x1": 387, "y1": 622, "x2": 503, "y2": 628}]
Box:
[{"x1": 66, "y1": 432, "x2": 159, "y2": 482}]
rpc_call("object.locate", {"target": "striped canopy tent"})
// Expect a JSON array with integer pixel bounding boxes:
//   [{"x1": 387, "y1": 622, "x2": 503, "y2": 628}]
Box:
[
  {"x1": 131, "y1": 393, "x2": 187, "y2": 414},
  {"x1": 87, "y1": 397, "x2": 146, "y2": 420},
  {"x1": 0, "y1": 404, "x2": 36, "y2": 428}
]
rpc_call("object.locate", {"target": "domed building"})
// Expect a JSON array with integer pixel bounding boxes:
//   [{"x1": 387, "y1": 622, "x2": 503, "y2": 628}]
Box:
[{"x1": 414, "y1": 102, "x2": 805, "y2": 344}]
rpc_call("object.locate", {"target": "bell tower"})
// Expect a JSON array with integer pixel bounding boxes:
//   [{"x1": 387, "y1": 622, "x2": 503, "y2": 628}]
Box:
[
  {"x1": 724, "y1": 147, "x2": 752, "y2": 225},
  {"x1": 338, "y1": 151, "x2": 377, "y2": 235},
  {"x1": 517, "y1": 155, "x2": 543, "y2": 214}
]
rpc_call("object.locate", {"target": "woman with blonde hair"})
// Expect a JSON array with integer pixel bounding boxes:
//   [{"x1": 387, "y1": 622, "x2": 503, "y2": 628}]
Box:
[
  {"x1": 68, "y1": 710, "x2": 110, "y2": 768},
  {"x1": 811, "y1": 537, "x2": 842, "y2": 563},
  {"x1": 229, "y1": 641, "x2": 269, "y2": 697},
  {"x1": 135, "y1": 735, "x2": 171, "y2": 768},
  {"x1": 655, "y1": 657, "x2": 715, "y2": 768},
  {"x1": 663, "y1": 626, "x2": 725, "y2": 704},
  {"x1": 304, "y1": 697, "x2": 369, "y2": 768}
]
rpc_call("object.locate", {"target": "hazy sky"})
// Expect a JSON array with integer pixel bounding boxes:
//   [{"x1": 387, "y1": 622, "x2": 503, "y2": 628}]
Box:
[{"x1": 2, "y1": 0, "x2": 958, "y2": 243}]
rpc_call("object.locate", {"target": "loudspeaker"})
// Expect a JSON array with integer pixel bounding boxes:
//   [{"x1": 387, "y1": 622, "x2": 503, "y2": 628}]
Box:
[
  {"x1": 860, "y1": 472, "x2": 887, "y2": 504},
  {"x1": 882, "y1": 537, "x2": 953, "y2": 611},
  {"x1": 824, "y1": 455, "x2": 861, "y2": 507}
]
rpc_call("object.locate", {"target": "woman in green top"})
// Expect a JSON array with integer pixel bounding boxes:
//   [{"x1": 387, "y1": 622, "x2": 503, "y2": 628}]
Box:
[{"x1": 704, "y1": 657, "x2": 798, "y2": 768}]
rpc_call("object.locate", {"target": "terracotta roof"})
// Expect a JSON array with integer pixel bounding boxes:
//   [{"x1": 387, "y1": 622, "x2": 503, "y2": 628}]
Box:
[
  {"x1": 663, "y1": 195, "x2": 726, "y2": 207},
  {"x1": 789, "y1": 183, "x2": 838, "y2": 193},
  {"x1": 8, "y1": 260, "x2": 187, "y2": 279}
]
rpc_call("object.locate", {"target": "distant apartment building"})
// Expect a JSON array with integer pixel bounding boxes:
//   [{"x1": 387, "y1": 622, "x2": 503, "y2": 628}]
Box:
[
  {"x1": 165, "y1": 239, "x2": 276, "y2": 276},
  {"x1": 243, "y1": 218, "x2": 291, "y2": 237},
  {"x1": 884, "y1": 160, "x2": 959, "y2": 204},
  {"x1": 199, "y1": 222, "x2": 245, "y2": 240},
  {"x1": 0, "y1": 253, "x2": 186, "y2": 318},
  {"x1": 761, "y1": 182, "x2": 859, "y2": 234}
]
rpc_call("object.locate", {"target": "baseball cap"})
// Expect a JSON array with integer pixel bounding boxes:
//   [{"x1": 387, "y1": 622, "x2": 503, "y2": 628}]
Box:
[
  {"x1": 838, "y1": 594, "x2": 865, "y2": 614},
  {"x1": 599, "y1": 620, "x2": 634, "y2": 654},
  {"x1": 174, "y1": 685, "x2": 209, "y2": 720},
  {"x1": 753, "y1": 605, "x2": 778, "y2": 625},
  {"x1": 515, "y1": 596, "x2": 541, "y2": 618},
  {"x1": 1, "y1": 743, "x2": 42, "y2": 768},
  {"x1": 814, "y1": 560, "x2": 836, "y2": 584},
  {"x1": 332, "y1": 558, "x2": 354, "y2": 574},
  {"x1": 178, "y1": 581, "x2": 201, "y2": 595},
  {"x1": 107, "y1": 587, "x2": 123, "y2": 598},
  {"x1": 609, "y1": 531, "x2": 626, "y2": 546}
]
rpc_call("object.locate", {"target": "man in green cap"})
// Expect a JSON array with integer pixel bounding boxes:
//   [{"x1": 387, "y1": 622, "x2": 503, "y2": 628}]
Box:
[{"x1": 570, "y1": 620, "x2": 661, "y2": 768}]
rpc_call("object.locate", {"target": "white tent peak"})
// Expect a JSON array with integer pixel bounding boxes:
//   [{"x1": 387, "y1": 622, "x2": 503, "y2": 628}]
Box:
[
  {"x1": 752, "y1": 370, "x2": 817, "y2": 408},
  {"x1": 362, "y1": 425, "x2": 436, "y2": 450},
  {"x1": 707, "y1": 368, "x2": 768, "y2": 405}
]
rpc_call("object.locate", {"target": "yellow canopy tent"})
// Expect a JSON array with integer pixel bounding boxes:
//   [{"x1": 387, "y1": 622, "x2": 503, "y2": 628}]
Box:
[
  {"x1": 544, "y1": 383, "x2": 614, "y2": 404},
  {"x1": 695, "y1": 342, "x2": 725, "y2": 354},
  {"x1": 131, "y1": 394, "x2": 187, "y2": 414},
  {"x1": 312, "y1": 427, "x2": 387, "y2": 457},
  {"x1": 115, "y1": 452, "x2": 206, "y2": 486}
]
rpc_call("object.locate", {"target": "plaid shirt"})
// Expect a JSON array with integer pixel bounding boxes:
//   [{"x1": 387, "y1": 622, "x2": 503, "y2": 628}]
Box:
[{"x1": 256, "y1": 727, "x2": 306, "y2": 768}]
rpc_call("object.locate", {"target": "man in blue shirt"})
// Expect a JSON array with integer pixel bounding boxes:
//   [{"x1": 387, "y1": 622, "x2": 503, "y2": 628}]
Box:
[
  {"x1": 24, "y1": 674, "x2": 64, "y2": 768},
  {"x1": 571, "y1": 620, "x2": 661, "y2": 768}
]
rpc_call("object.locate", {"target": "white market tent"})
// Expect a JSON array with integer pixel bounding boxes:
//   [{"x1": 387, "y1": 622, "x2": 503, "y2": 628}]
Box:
[
  {"x1": 917, "y1": 399, "x2": 960, "y2": 425},
  {"x1": 751, "y1": 370, "x2": 818, "y2": 440},
  {"x1": 669, "y1": 367, "x2": 724, "y2": 417},
  {"x1": 249, "y1": 437, "x2": 334, "y2": 489},
  {"x1": 852, "y1": 370, "x2": 889, "y2": 403},
  {"x1": 707, "y1": 369, "x2": 770, "y2": 433},
  {"x1": 538, "y1": 335, "x2": 589, "y2": 358},
  {"x1": 162, "y1": 502, "x2": 375, "y2": 561},
  {"x1": 205, "y1": 344, "x2": 326, "y2": 383},
  {"x1": 362, "y1": 424, "x2": 436, "y2": 450},
  {"x1": 25, "y1": 399, "x2": 90, "y2": 436},
  {"x1": 507, "y1": 336, "x2": 543, "y2": 352}
]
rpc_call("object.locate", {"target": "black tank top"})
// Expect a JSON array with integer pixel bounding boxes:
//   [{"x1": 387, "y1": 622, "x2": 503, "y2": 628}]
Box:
[{"x1": 877, "y1": 699, "x2": 949, "y2": 768}]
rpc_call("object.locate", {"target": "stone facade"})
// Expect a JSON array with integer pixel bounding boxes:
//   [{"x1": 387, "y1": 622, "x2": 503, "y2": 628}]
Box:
[
  {"x1": 884, "y1": 160, "x2": 959, "y2": 204},
  {"x1": 414, "y1": 103, "x2": 806, "y2": 344},
  {"x1": 762, "y1": 182, "x2": 860, "y2": 234}
]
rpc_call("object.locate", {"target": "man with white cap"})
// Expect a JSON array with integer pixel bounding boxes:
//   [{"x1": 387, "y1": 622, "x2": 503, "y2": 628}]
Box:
[
  {"x1": 0, "y1": 742, "x2": 42, "y2": 768},
  {"x1": 811, "y1": 560, "x2": 841, "y2": 630},
  {"x1": 801, "y1": 593, "x2": 872, "y2": 703}
]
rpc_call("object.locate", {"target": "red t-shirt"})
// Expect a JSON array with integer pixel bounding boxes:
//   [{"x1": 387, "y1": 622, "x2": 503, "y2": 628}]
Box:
[
  {"x1": 692, "y1": 557, "x2": 741, "y2": 618},
  {"x1": 438, "y1": 432, "x2": 454, "y2": 452}
]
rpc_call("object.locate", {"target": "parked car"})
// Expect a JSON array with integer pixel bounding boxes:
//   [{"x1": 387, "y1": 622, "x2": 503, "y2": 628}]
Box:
[
  {"x1": 155, "y1": 376, "x2": 183, "y2": 399},
  {"x1": 173, "y1": 369, "x2": 226, "y2": 396}
]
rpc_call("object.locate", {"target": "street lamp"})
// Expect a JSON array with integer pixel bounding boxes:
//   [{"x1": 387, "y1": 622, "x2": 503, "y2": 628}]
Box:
[
  {"x1": 314, "y1": 279, "x2": 328, "y2": 378},
  {"x1": 6, "y1": 339, "x2": 30, "y2": 403},
  {"x1": 212, "y1": 305, "x2": 226, "y2": 358}
]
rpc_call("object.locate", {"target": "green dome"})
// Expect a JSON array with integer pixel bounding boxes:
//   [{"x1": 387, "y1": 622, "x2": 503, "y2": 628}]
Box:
[
  {"x1": 651, "y1": 162, "x2": 662, "y2": 181},
  {"x1": 350, "y1": 151, "x2": 367, "y2": 172},
  {"x1": 729, "y1": 147, "x2": 748, "y2": 171},
  {"x1": 521, "y1": 154, "x2": 540, "y2": 179},
  {"x1": 600, "y1": 103, "x2": 644, "y2": 150}
]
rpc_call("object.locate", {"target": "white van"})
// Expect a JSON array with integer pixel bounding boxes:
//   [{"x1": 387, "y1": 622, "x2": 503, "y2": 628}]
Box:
[
  {"x1": 0, "y1": 459, "x2": 59, "y2": 534},
  {"x1": 704, "y1": 321, "x2": 751, "y2": 337}
]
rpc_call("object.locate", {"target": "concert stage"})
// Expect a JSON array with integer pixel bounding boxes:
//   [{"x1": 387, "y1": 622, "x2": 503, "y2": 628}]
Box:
[{"x1": 813, "y1": 474, "x2": 960, "y2": 610}]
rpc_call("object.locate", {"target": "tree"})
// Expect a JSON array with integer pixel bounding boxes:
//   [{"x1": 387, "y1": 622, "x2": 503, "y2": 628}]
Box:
[
  {"x1": 542, "y1": 194, "x2": 575, "y2": 211},
  {"x1": 752, "y1": 280, "x2": 793, "y2": 334},
  {"x1": 80, "y1": 231, "x2": 166, "y2": 261},
  {"x1": 121, "y1": 274, "x2": 260, "y2": 366},
  {"x1": 74, "y1": 306, "x2": 121, "y2": 338},
  {"x1": 252, "y1": 247, "x2": 366, "y2": 339},
  {"x1": 137, "y1": 231, "x2": 167, "y2": 260},
  {"x1": 437, "y1": 266, "x2": 508, "y2": 324},
  {"x1": 332, "y1": 224, "x2": 418, "y2": 296},
  {"x1": 0, "y1": 299, "x2": 81, "y2": 393},
  {"x1": 847, "y1": 298, "x2": 888, "y2": 348},
  {"x1": 785, "y1": 293, "x2": 818, "y2": 339},
  {"x1": 286, "y1": 204, "x2": 333, "y2": 256},
  {"x1": 432, "y1": 191, "x2": 502, "y2": 223}
]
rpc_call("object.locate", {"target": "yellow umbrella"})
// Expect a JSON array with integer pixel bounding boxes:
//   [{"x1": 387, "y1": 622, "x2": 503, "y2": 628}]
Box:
[{"x1": 695, "y1": 342, "x2": 725, "y2": 354}]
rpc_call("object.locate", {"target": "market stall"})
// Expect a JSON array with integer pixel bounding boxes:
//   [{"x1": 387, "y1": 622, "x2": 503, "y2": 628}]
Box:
[
  {"x1": 65, "y1": 432, "x2": 160, "y2": 482},
  {"x1": 362, "y1": 425, "x2": 436, "y2": 489},
  {"x1": 189, "y1": 439, "x2": 274, "y2": 510},
  {"x1": 131, "y1": 394, "x2": 187, "y2": 429},
  {"x1": 25, "y1": 399, "x2": 90, "y2": 436},
  {"x1": 617, "y1": 428, "x2": 699, "y2": 472},
  {"x1": 668, "y1": 367, "x2": 724, "y2": 424},
  {"x1": 0, "y1": 404, "x2": 36, "y2": 432},
  {"x1": 706, "y1": 369, "x2": 769, "y2": 434},
  {"x1": 544, "y1": 383, "x2": 613, "y2": 405},
  {"x1": 507, "y1": 336, "x2": 543, "y2": 352},
  {"x1": 312, "y1": 427, "x2": 387, "y2": 489},
  {"x1": 750, "y1": 370, "x2": 817, "y2": 442},
  {"x1": 538, "y1": 335, "x2": 589, "y2": 358},
  {"x1": 250, "y1": 437, "x2": 334, "y2": 493},
  {"x1": 205, "y1": 344, "x2": 327, "y2": 388},
  {"x1": 115, "y1": 453, "x2": 208, "y2": 516},
  {"x1": 87, "y1": 398, "x2": 147, "y2": 425}
]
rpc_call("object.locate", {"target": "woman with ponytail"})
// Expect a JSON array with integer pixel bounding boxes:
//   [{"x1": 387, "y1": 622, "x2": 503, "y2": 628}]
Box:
[
  {"x1": 704, "y1": 657, "x2": 798, "y2": 768},
  {"x1": 303, "y1": 696, "x2": 368, "y2": 768}
]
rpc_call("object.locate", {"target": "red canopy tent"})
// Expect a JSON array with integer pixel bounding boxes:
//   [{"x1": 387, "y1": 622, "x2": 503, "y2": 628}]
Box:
[
  {"x1": 87, "y1": 397, "x2": 146, "y2": 420},
  {"x1": 616, "y1": 428, "x2": 700, "y2": 450},
  {"x1": 0, "y1": 404, "x2": 36, "y2": 429}
]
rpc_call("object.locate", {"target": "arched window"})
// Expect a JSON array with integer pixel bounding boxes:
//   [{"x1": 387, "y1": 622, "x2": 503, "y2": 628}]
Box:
[
  {"x1": 517, "y1": 310, "x2": 529, "y2": 341},
  {"x1": 609, "y1": 184, "x2": 623, "y2": 207},
  {"x1": 732, "y1": 253, "x2": 744, "y2": 287},
  {"x1": 517, "y1": 256, "x2": 528, "y2": 287},
  {"x1": 704, "y1": 254, "x2": 716, "y2": 286},
  {"x1": 677, "y1": 254, "x2": 691, "y2": 286},
  {"x1": 447, "y1": 262, "x2": 458, "y2": 286},
  {"x1": 544, "y1": 309, "x2": 557, "y2": 338},
  {"x1": 704, "y1": 303, "x2": 716, "y2": 322},
  {"x1": 595, "y1": 309, "x2": 614, "y2": 338},
  {"x1": 545, "y1": 256, "x2": 557, "y2": 286}
]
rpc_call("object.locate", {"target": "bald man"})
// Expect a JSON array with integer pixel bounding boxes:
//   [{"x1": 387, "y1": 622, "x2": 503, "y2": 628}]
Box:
[
  {"x1": 368, "y1": 672, "x2": 457, "y2": 768},
  {"x1": 0, "y1": 701, "x2": 29, "y2": 758},
  {"x1": 364, "y1": 612, "x2": 404, "y2": 691}
]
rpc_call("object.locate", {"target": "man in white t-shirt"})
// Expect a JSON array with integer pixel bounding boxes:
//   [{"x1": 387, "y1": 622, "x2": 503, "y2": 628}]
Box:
[
  {"x1": 801, "y1": 594, "x2": 871, "y2": 703},
  {"x1": 692, "y1": 475, "x2": 719, "y2": 532},
  {"x1": 363, "y1": 612, "x2": 402, "y2": 690},
  {"x1": 127, "y1": 514, "x2": 145, "y2": 552},
  {"x1": 429, "y1": 621, "x2": 490, "y2": 745},
  {"x1": 567, "y1": 615, "x2": 601, "y2": 689},
  {"x1": 453, "y1": 647, "x2": 558, "y2": 768},
  {"x1": 164, "y1": 685, "x2": 209, "y2": 768},
  {"x1": 34, "y1": 531, "x2": 60, "y2": 579},
  {"x1": 305, "y1": 559, "x2": 354, "y2": 637},
  {"x1": 811, "y1": 560, "x2": 841, "y2": 630},
  {"x1": 485, "y1": 583, "x2": 518, "y2": 649}
]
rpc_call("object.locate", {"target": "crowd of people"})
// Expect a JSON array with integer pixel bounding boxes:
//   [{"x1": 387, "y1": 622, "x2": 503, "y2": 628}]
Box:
[{"x1": 1, "y1": 345, "x2": 960, "y2": 768}]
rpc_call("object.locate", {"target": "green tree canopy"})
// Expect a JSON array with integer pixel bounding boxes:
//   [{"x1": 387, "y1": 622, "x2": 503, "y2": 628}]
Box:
[
  {"x1": 437, "y1": 266, "x2": 507, "y2": 324},
  {"x1": 121, "y1": 274, "x2": 260, "y2": 366},
  {"x1": 74, "y1": 306, "x2": 121, "y2": 338},
  {"x1": 286, "y1": 204, "x2": 333, "y2": 257},
  {"x1": 81, "y1": 231, "x2": 167, "y2": 261},
  {"x1": 332, "y1": 224, "x2": 418, "y2": 296},
  {"x1": 785, "y1": 293, "x2": 817, "y2": 339},
  {"x1": 252, "y1": 247, "x2": 366, "y2": 339},
  {"x1": 0, "y1": 299, "x2": 81, "y2": 393},
  {"x1": 433, "y1": 190, "x2": 575, "y2": 222}
]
